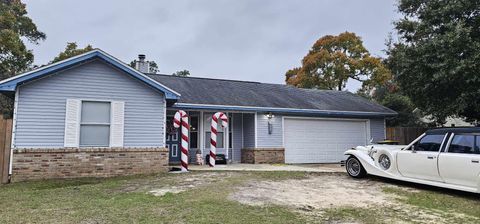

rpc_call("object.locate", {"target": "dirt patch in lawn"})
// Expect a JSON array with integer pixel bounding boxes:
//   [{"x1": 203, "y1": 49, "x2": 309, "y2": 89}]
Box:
[
  {"x1": 148, "y1": 172, "x2": 236, "y2": 196},
  {"x1": 116, "y1": 171, "x2": 239, "y2": 196},
  {"x1": 229, "y1": 173, "x2": 392, "y2": 210},
  {"x1": 229, "y1": 173, "x2": 475, "y2": 223}
]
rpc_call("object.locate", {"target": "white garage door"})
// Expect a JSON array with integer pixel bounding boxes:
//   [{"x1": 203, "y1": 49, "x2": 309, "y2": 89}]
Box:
[{"x1": 284, "y1": 118, "x2": 368, "y2": 163}]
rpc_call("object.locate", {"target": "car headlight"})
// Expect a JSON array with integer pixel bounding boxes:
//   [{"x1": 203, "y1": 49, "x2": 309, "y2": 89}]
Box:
[
  {"x1": 378, "y1": 154, "x2": 391, "y2": 170},
  {"x1": 367, "y1": 146, "x2": 377, "y2": 159}
]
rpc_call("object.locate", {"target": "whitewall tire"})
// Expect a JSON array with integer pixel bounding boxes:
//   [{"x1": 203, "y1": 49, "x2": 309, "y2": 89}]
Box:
[{"x1": 346, "y1": 156, "x2": 367, "y2": 178}]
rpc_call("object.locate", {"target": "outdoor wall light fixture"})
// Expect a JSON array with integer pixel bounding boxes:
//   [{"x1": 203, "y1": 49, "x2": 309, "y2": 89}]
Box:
[
  {"x1": 265, "y1": 112, "x2": 274, "y2": 134},
  {"x1": 265, "y1": 112, "x2": 275, "y2": 119}
]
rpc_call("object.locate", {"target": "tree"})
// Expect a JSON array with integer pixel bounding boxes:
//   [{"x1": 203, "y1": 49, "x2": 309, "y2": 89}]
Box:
[
  {"x1": 379, "y1": 93, "x2": 425, "y2": 127},
  {"x1": 0, "y1": 0, "x2": 46, "y2": 117},
  {"x1": 357, "y1": 80, "x2": 426, "y2": 127},
  {"x1": 128, "y1": 60, "x2": 158, "y2": 73},
  {"x1": 50, "y1": 42, "x2": 93, "y2": 64},
  {"x1": 382, "y1": 93, "x2": 435, "y2": 127},
  {"x1": 388, "y1": 0, "x2": 480, "y2": 124},
  {"x1": 172, "y1": 70, "x2": 190, "y2": 77},
  {"x1": 285, "y1": 32, "x2": 391, "y2": 91}
]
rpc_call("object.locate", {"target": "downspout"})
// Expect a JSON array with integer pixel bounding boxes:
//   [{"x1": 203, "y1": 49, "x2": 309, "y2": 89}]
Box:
[{"x1": 8, "y1": 87, "x2": 19, "y2": 183}]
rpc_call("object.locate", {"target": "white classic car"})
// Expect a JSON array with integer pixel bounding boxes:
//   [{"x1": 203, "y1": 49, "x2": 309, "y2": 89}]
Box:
[{"x1": 344, "y1": 128, "x2": 480, "y2": 193}]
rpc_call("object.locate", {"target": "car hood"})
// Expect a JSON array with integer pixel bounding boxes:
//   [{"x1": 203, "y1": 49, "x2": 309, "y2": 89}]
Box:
[
  {"x1": 370, "y1": 144, "x2": 407, "y2": 151},
  {"x1": 354, "y1": 144, "x2": 407, "y2": 153}
]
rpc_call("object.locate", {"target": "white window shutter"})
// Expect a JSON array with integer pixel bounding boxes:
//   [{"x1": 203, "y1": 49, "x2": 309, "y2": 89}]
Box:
[
  {"x1": 110, "y1": 101, "x2": 125, "y2": 147},
  {"x1": 64, "y1": 99, "x2": 81, "y2": 147}
]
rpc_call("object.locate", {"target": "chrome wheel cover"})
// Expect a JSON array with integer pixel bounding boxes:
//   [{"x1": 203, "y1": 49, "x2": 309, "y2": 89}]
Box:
[
  {"x1": 378, "y1": 154, "x2": 391, "y2": 170},
  {"x1": 347, "y1": 158, "x2": 361, "y2": 176}
]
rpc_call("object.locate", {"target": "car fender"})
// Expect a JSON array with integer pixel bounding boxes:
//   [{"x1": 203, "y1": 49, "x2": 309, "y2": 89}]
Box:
[
  {"x1": 345, "y1": 149, "x2": 398, "y2": 178},
  {"x1": 374, "y1": 148, "x2": 401, "y2": 175}
]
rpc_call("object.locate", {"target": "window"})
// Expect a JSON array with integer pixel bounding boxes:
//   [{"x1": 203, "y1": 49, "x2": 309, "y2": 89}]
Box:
[
  {"x1": 412, "y1": 134, "x2": 444, "y2": 152},
  {"x1": 204, "y1": 114, "x2": 226, "y2": 149},
  {"x1": 205, "y1": 132, "x2": 224, "y2": 148},
  {"x1": 477, "y1": 137, "x2": 480, "y2": 153},
  {"x1": 190, "y1": 116, "x2": 199, "y2": 148},
  {"x1": 449, "y1": 134, "x2": 479, "y2": 154},
  {"x1": 79, "y1": 101, "x2": 110, "y2": 147}
]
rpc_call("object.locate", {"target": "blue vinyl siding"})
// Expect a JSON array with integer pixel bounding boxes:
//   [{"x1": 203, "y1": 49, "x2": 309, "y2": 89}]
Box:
[
  {"x1": 231, "y1": 113, "x2": 243, "y2": 162},
  {"x1": 14, "y1": 59, "x2": 166, "y2": 148},
  {"x1": 370, "y1": 118, "x2": 386, "y2": 143},
  {"x1": 256, "y1": 113, "x2": 283, "y2": 148},
  {"x1": 242, "y1": 113, "x2": 255, "y2": 148}
]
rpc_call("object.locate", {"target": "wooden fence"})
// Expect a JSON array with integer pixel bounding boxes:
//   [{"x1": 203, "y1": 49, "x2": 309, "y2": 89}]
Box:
[
  {"x1": 0, "y1": 118, "x2": 12, "y2": 184},
  {"x1": 386, "y1": 127, "x2": 428, "y2": 145}
]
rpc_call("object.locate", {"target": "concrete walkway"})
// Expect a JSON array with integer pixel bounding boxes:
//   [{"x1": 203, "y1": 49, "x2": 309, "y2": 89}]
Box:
[{"x1": 187, "y1": 163, "x2": 345, "y2": 173}]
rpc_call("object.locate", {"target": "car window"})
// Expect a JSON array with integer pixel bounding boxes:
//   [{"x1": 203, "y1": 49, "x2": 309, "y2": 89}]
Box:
[
  {"x1": 477, "y1": 136, "x2": 480, "y2": 153},
  {"x1": 449, "y1": 134, "x2": 478, "y2": 154},
  {"x1": 412, "y1": 134, "x2": 445, "y2": 152}
]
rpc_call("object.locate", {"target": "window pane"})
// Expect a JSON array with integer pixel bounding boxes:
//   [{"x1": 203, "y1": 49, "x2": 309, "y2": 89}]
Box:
[
  {"x1": 190, "y1": 116, "x2": 199, "y2": 132},
  {"x1": 80, "y1": 125, "x2": 110, "y2": 146},
  {"x1": 205, "y1": 132, "x2": 224, "y2": 148},
  {"x1": 449, "y1": 135, "x2": 475, "y2": 154},
  {"x1": 81, "y1": 101, "x2": 110, "y2": 123},
  {"x1": 229, "y1": 131, "x2": 232, "y2": 149},
  {"x1": 205, "y1": 115, "x2": 225, "y2": 132},
  {"x1": 414, "y1": 134, "x2": 444, "y2": 152},
  {"x1": 190, "y1": 132, "x2": 198, "y2": 148}
]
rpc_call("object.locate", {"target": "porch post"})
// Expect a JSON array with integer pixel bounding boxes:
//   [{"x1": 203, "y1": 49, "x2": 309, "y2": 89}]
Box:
[
  {"x1": 199, "y1": 111, "x2": 204, "y2": 159},
  {"x1": 225, "y1": 112, "x2": 229, "y2": 161}
]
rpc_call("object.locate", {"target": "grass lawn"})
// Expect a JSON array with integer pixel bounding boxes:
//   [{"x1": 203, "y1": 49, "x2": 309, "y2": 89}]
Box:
[
  {"x1": 0, "y1": 171, "x2": 479, "y2": 224},
  {"x1": 0, "y1": 171, "x2": 307, "y2": 224}
]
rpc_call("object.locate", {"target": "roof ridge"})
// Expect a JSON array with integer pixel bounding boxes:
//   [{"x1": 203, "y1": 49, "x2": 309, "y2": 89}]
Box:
[
  {"x1": 145, "y1": 73, "x2": 263, "y2": 84},
  {"x1": 145, "y1": 73, "x2": 353, "y2": 93}
]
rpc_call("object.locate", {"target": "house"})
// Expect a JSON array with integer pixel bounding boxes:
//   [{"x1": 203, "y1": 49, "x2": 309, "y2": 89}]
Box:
[{"x1": 0, "y1": 49, "x2": 396, "y2": 181}]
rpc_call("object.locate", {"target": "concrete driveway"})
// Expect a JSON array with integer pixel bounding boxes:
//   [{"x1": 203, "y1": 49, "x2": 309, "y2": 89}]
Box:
[{"x1": 188, "y1": 163, "x2": 345, "y2": 173}]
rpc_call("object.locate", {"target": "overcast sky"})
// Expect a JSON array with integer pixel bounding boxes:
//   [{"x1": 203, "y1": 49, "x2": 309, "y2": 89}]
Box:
[{"x1": 23, "y1": 0, "x2": 399, "y2": 91}]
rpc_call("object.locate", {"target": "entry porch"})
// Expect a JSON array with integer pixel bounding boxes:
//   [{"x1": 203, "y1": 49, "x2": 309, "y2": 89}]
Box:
[{"x1": 165, "y1": 110, "x2": 264, "y2": 165}]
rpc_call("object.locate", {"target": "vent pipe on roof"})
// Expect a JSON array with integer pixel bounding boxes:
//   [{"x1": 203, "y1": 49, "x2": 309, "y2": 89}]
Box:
[{"x1": 135, "y1": 54, "x2": 150, "y2": 73}]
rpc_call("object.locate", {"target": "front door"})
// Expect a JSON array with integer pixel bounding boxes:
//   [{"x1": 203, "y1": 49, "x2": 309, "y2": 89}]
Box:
[
  {"x1": 438, "y1": 134, "x2": 480, "y2": 188},
  {"x1": 166, "y1": 116, "x2": 181, "y2": 164},
  {"x1": 397, "y1": 134, "x2": 445, "y2": 182}
]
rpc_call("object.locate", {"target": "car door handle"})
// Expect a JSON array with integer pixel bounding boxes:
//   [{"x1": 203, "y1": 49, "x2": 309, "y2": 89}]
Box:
[
  {"x1": 427, "y1": 156, "x2": 436, "y2": 159},
  {"x1": 472, "y1": 160, "x2": 479, "y2": 163}
]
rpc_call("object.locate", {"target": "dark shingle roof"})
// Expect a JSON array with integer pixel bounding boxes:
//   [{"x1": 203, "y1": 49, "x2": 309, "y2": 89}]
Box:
[{"x1": 146, "y1": 74, "x2": 397, "y2": 116}]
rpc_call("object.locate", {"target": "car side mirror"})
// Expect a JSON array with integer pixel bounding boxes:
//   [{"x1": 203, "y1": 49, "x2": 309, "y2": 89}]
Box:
[{"x1": 411, "y1": 145, "x2": 417, "y2": 153}]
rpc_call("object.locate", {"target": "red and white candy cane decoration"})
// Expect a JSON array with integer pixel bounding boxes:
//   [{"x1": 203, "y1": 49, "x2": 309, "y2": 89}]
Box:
[
  {"x1": 210, "y1": 112, "x2": 228, "y2": 167},
  {"x1": 173, "y1": 110, "x2": 189, "y2": 172}
]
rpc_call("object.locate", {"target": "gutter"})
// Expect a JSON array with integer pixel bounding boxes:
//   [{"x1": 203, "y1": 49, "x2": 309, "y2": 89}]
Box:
[{"x1": 171, "y1": 103, "x2": 397, "y2": 118}]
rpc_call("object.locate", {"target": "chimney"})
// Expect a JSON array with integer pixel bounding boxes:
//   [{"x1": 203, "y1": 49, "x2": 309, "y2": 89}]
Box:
[{"x1": 135, "y1": 54, "x2": 150, "y2": 73}]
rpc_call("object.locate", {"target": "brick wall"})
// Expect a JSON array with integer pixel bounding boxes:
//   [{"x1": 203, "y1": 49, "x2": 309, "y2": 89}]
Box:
[
  {"x1": 241, "y1": 148, "x2": 285, "y2": 164},
  {"x1": 12, "y1": 147, "x2": 169, "y2": 182}
]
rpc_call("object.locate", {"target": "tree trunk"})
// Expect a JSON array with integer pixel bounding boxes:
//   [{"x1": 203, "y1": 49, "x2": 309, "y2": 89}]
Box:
[{"x1": 337, "y1": 81, "x2": 343, "y2": 91}]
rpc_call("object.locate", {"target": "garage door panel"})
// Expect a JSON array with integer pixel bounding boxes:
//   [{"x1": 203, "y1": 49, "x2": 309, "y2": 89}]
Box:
[{"x1": 284, "y1": 118, "x2": 367, "y2": 163}]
